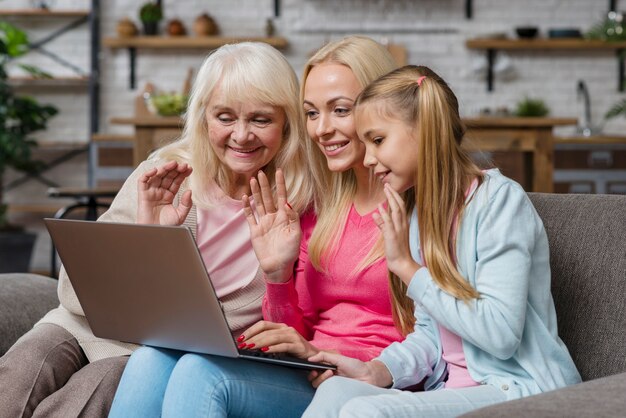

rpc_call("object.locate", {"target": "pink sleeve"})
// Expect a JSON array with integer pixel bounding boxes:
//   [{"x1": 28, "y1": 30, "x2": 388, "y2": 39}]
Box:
[{"x1": 262, "y1": 211, "x2": 317, "y2": 340}]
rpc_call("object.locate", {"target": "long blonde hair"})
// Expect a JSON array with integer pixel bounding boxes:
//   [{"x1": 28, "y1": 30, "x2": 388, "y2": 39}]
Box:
[
  {"x1": 356, "y1": 65, "x2": 483, "y2": 331},
  {"x1": 154, "y1": 42, "x2": 313, "y2": 214},
  {"x1": 300, "y1": 36, "x2": 398, "y2": 272}
]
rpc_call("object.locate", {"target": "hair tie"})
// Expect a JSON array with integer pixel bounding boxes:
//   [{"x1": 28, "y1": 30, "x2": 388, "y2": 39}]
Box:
[{"x1": 416, "y1": 75, "x2": 427, "y2": 86}]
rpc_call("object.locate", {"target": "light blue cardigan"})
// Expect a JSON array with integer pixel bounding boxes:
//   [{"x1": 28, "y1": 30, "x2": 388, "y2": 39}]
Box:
[{"x1": 377, "y1": 169, "x2": 581, "y2": 400}]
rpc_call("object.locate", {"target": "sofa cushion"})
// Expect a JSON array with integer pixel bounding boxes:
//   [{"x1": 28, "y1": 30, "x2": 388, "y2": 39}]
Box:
[
  {"x1": 462, "y1": 371, "x2": 626, "y2": 417},
  {"x1": 0, "y1": 273, "x2": 59, "y2": 356},
  {"x1": 528, "y1": 193, "x2": 626, "y2": 381}
]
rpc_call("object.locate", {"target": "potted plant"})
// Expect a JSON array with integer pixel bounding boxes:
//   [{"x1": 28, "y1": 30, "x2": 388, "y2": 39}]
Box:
[
  {"x1": 514, "y1": 96, "x2": 550, "y2": 117},
  {"x1": 139, "y1": 2, "x2": 163, "y2": 36},
  {"x1": 0, "y1": 22, "x2": 58, "y2": 272}
]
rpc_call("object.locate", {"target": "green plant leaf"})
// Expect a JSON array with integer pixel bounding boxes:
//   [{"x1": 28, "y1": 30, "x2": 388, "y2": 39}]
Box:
[
  {"x1": 0, "y1": 21, "x2": 58, "y2": 227},
  {"x1": 605, "y1": 99, "x2": 626, "y2": 119},
  {"x1": 0, "y1": 22, "x2": 30, "y2": 58},
  {"x1": 514, "y1": 97, "x2": 550, "y2": 117},
  {"x1": 139, "y1": 2, "x2": 163, "y2": 23},
  {"x1": 17, "y1": 64, "x2": 53, "y2": 79}
]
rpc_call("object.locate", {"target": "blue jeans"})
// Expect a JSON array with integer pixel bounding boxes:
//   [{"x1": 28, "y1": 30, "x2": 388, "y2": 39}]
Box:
[
  {"x1": 303, "y1": 376, "x2": 507, "y2": 418},
  {"x1": 109, "y1": 346, "x2": 315, "y2": 418}
]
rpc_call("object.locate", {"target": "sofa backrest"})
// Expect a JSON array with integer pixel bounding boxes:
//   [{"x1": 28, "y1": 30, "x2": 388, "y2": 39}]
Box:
[
  {"x1": 0, "y1": 273, "x2": 59, "y2": 356},
  {"x1": 528, "y1": 193, "x2": 626, "y2": 381}
]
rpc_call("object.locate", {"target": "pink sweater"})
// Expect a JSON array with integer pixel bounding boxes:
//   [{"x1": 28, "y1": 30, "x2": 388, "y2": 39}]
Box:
[
  {"x1": 196, "y1": 180, "x2": 258, "y2": 298},
  {"x1": 263, "y1": 206, "x2": 403, "y2": 361}
]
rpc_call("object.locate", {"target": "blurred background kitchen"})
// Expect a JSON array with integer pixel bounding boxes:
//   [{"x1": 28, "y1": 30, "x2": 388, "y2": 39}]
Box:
[{"x1": 1, "y1": 0, "x2": 625, "y2": 274}]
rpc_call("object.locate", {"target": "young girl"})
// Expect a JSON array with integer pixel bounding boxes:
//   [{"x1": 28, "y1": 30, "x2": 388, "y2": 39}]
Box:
[
  {"x1": 142, "y1": 36, "x2": 405, "y2": 417},
  {"x1": 302, "y1": 65, "x2": 582, "y2": 418}
]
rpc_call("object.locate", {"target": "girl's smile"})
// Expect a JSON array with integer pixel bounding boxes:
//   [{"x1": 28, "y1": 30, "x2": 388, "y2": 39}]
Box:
[{"x1": 355, "y1": 102, "x2": 418, "y2": 193}]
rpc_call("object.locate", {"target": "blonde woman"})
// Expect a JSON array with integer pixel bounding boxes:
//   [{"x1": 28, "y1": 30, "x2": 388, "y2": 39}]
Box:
[
  {"x1": 303, "y1": 65, "x2": 581, "y2": 418},
  {"x1": 153, "y1": 37, "x2": 405, "y2": 417}
]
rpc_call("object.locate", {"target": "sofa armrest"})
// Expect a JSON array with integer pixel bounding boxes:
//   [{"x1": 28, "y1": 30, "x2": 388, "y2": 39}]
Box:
[
  {"x1": 0, "y1": 273, "x2": 59, "y2": 356},
  {"x1": 461, "y1": 372, "x2": 626, "y2": 417}
]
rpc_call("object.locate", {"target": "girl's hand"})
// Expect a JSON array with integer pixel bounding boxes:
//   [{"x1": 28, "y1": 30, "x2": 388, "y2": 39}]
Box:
[
  {"x1": 306, "y1": 352, "x2": 393, "y2": 389},
  {"x1": 373, "y1": 184, "x2": 421, "y2": 286},
  {"x1": 137, "y1": 161, "x2": 193, "y2": 225},
  {"x1": 242, "y1": 169, "x2": 300, "y2": 283},
  {"x1": 238, "y1": 320, "x2": 319, "y2": 359}
]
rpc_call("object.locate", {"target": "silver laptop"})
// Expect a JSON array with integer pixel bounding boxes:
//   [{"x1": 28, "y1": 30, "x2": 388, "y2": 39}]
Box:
[{"x1": 44, "y1": 218, "x2": 335, "y2": 371}]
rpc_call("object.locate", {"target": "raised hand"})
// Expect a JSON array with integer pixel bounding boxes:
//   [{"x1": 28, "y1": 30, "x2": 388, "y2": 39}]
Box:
[
  {"x1": 137, "y1": 161, "x2": 193, "y2": 225},
  {"x1": 242, "y1": 169, "x2": 300, "y2": 283},
  {"x1": 372, "y1": 183, "x2": 421, "y2": 285},
  {"x1": 237, "y1": 320, "x2": 320, "y2": 359},
  {"x1": 305, "y1": 352, "x2": 392, "y2": 389}
]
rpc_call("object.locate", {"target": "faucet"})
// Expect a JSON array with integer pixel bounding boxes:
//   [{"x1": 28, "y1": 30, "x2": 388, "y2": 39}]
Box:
[{"x1": 577, "y1": 80, "x2": 594, "y2": 137}]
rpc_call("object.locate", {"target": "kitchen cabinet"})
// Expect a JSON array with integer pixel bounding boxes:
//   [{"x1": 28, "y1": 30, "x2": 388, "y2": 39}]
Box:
[
  {"x1": 553, "y1": 135, "x2": 626, "y2": 194},
  {"x1": 463, "y1": 117, "x2": 577, "y2": 193}
]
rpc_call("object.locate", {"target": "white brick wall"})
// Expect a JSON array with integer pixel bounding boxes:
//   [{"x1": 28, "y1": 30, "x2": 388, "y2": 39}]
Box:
[
  {"x1": 4, "y1": 0, "x2": 624, "y2": 142},
  {"x1": 3, "y1": 0, "x2": 626, "y2": 270}
]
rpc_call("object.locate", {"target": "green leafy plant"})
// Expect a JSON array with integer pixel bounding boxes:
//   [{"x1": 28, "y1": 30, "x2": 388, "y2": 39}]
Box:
[
  {"x1": 0, "y1": 22, "x2": 58, "y2": 229},
  {"x1": 139, "y1": 2, "x2": 163, "y2": 24},
  {"x1": 514, "y1": 97, "x2": 549, "y2": 117},
  {"x1": 605, "y1": 49, "x2": 626, "y2": 120},
  {"x1": 605, "y1": 99, "x2": 626, "y2": 119},
  {"x1": 585, "y1": 13, "x2": 626, "y2": 42}
]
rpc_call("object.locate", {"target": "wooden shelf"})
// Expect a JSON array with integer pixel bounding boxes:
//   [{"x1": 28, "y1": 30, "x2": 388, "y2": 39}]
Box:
[
  {"x1": 0, "y1": 9, "x2": 89, "y2": 17},
  {"x1": 7, "y1": 204, "x2": 65, "y2": 214},
  {"x1": 464, "y1": 117, "x2": 578, "y2": 128},
  {"x1": 110, "y1": 116, "x2": 182, "y2": 128},
  {"x1": 9, "y1": 76, "x2": 89, "y2": 88},
  {"x1": 103, "y1": 36, "x2": 288, "y2": 49},
  {"x1": 47, "y1": 186, "x2": 119, "y2": 199},
  {"x1": 103, "y1": 36, "x2": 289, "y2": 89},
  {"x1": 555, "y1": 135, "x2": 626, "y2": 145},
  {"x1": 91, "y1": 133, "x2": 135, "y2": 143},
  {"x1": 466, "y1": 37, "x2": 626, "y2": 92},
  {"x1": 35, "y1": 141, "x2": 87, "y2": 151},
  {"x1": 466, "y1": 38, "x2": 626, "y2": 50}
]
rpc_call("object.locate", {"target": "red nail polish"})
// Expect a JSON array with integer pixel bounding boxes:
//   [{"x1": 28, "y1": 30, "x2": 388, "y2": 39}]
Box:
[
  {"x1": 285, "y1": 202, "x2": 293, "y2": 210},
  {"x1": 237, "y1": 335, "x2": 245, "y2": 342},
  {"x1": 247, "y1": 343, "x2": 255, "y2": 349},
  {"x1": 238, "y1": 343, "x2": 246, "y2": 349},
  {"x1": 261, "y1": 346, "x2": 269, "y2": 352}
]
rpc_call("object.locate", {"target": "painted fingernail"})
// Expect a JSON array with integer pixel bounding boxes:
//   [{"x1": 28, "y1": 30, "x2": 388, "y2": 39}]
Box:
[
  {"x1": 247, "y1": 343, "x2": 256, "y2": 349},
  {"x1": 285, "y1": 202, "x2": 293, "y2": 210},
  {"x1": 261, "y1": 346, "x2": 269, "y2": 352},
  {"x1": 238, "y1": 343, "x2": 247, "y2": 349},
  {"x1": 237, "y1": 335, "x2": 245, "y2": 342}
]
